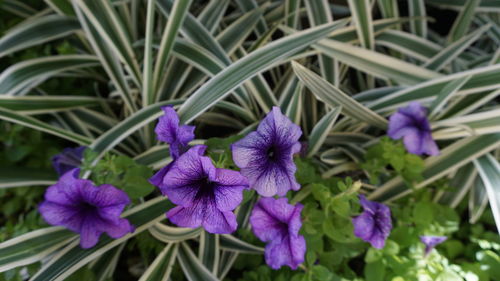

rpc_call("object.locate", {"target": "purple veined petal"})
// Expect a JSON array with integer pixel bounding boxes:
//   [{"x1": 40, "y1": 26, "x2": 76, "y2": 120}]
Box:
[
  {"x1": 403, "y1": 129, "x2": 424, "y2": 155},
  {"x1": 399, "y1": 102, "x2": 428, "y2": 121},
  {"x1": 149, "y1": 162, "x2": 173, "y2": 192},
  {"x1": 421, "y1": 132, "x2": 440, "y2": 156},
  {"x1": 388, "y1": 112, "x2": 414, "y2": 140},
  {"x1": 39, "y1": 202, "x2": 81, "y2": 231},
  {"x1": 202, "y1": 202, "x2": 238, "y2": 234},
  {"x1": 232, "y1": 107, "x2": 302, "y2": 197},
  {"x1": 288, "y1": 203, "x2": 304, "y2": 236},
  {"x1": 420, "y1": 235, "x2": 447, "y2": 255},
  {"x1": 265, "y1": 235, "x2": 305, "y2": 270},
  {"x1": 250, "y1": 200, "x2": 289, "y2": 242},
  {"x1": 352, "y1": 212, "x2": 376, "y2": 242},
  {"x1": 166, "y1": 205, "x2": 204, "y2": 229},
  {"x1": 79, "y1": 217, "x2": 102, "y2": 248},
  {"x1": 154, "y1": 106, "x2": 195, "y2": 159},
  {"x1": 353, "y1": 195, "x2": 392, "y2": 249},
  {"x1": 101, "y1": 218, "x2": 134, "y2": 239},
  {"x1": 213, "y1": 169, "x2": 247, "y2": 211},
  {"x1": 85, "y1": 184, "x2": 130, "y2": 208}
]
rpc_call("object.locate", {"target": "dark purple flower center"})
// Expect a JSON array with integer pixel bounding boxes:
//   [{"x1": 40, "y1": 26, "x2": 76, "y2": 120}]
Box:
[
  {"x1": 194, "y1": 176, "x2": 217, "y2": 200},
  {"x1": 266, "y1": 145, "x2": 281, "y2": 162},
  {"x1": 79, "y1": 201, "x2": 99, "y2": 216}
]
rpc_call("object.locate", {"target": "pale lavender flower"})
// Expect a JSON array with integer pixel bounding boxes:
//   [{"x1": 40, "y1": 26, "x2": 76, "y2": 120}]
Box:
[
  {"x1": 39, "y1": 169, "x2": 133, "y2": 248},
  {"x1": 420, "y1": 235, "x2": 447, "y2": 256},
  {"x1": 232, "y1": 107, "x2": 302, "y2": 197},
  {"x1": 250, "y1": 197, "x2": 306, "y2": 270},
  {"x1": 352, "y1": 195, "x2": 392, "y2": 249},
  {"x1": 388, "y1": 102, "x2": 439, "y2": 156},
  {"x1": 52, "y1": 146, "x2": 86, "y2": 176},
  {"x1": 162, "y1": 145, "x2": 248, "y2": 234}
]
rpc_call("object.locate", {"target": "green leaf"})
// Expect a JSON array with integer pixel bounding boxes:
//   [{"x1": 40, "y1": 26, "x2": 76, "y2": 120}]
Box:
[
  {"x1": 139, "y1": 244, "x2": 178, "y2": 281},
  {"x1": 177, "y1": 242, "x2": 220, "y2": 281},
  {"x1": 219, "y1": 235, "x2": 264, "y2": 254},
  {"x1": 177, "y1": 20, "x2": 349, "y2": 124},
  {"x1": 0, "y1": 227, "x2": 75, "y2": 272},
  {"x1": 364, "y1": 260, "x2": 386, "y2": 281},
  {"x1": 0, "y1": 96, "x2": 106, "y2": 114},
  {"x1": 149, "y1": 223, "x2": 202, "y2": 243},
  {"x1": 0, "y1": 15, "x2": 80, "y2": 57},
  {"x1": 292, "y1": 61, "x2": 387, "y2": 129},
  {"x1": 447, "y1": 0, "x2": 481, "y2": 42},
  {"x1": 0, "y1": 167, "x2": 56, "y2": 189},
  {"x1": 408, "y1": 0, "x2": 427, "y2": 37},
  {"x1": 314, "y1": 39, "x2": 440, "y2": 85},
  {"x1": 347, "y1": 0, "x2": 374, "y2": 49},
  {"x1": 199, "y1": 232, "x2": 219, "y2": 275},
  {"x1": 0, "y1": 55, "x2": 100, "y2": 95},
  {"x1": 473, "y1": 154, "x2": 500, "y2": 233},
  {"x1": 30, "y1": 197, "x2": 169, "y2": 281},
  {"x1": 307, "y1": 106, "x2": 342, "y2": 157}
]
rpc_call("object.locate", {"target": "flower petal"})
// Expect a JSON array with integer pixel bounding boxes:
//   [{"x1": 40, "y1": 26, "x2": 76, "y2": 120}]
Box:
[
  {"x1": 422, "y1": 132, "x2": 440, "y2": 156},
  {"x1": 202, "y1": 203, "x2": 237, "y2": 234},
  {"x1": 166, "y1": 205, "x2": 204, "y2": 229},
  {"x1": 403, "y1": 129, "x2": 424, "y2": 155},
  {"x1": 265, "y1": 235, "x2": 304, "y2": 270},
  {"x1": 79, "y1": 218, "x2": 102, "y2": 248},
  {"x1": 213, "y1": 169, "x2": 247, "y2": 211},
  {"x1": 388, "y1": 112, "x2": 414, "y2": 140}
]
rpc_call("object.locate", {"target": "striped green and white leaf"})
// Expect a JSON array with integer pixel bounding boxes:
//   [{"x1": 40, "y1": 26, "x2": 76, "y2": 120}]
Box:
[
  {"x1": 149, "y1": 223, "x2": 202, "y2": 243},
  {"x1": 0, "y1": 96, "x2": 105, "y2": 114},
  {"x1": 0, "y1": 227, "x2": 74, "y2": 272},
  {"x1": 307, "y1": 106, "x2": 342, "y2": 157},
  {"x1": 0, "y1": 167, "x2": 56, "y2": 189},
  {"x1": 0, "y1": 15, "x2": 80, "y2": 57},
  {"x1": 473, "y1": 154, "x2": 500, "y2": 234},
  {"x1": 177, "y1": 20, "x2": 349, "y2": 123},
  {"x1": 219, "y1": 235, "x2": 264, "y2": 254},
  {"x1": 199, "y1": 232, "x2": 219, "y2": 275},
  {"x1": 30, "y1": 197, "x2": 169, "y2": 281},
  {"x1": 177, "y1": 242, "x2": 219, "y2": 281},
  {"x1": 139, "y1": 244, "x2": 178, "y2": 281},
  {"x1": 0, "y1": 55, "x2": 100, "y2": 95},
  {"x1": 292, "y1": 61, "x2": 387, "y2": 129}
]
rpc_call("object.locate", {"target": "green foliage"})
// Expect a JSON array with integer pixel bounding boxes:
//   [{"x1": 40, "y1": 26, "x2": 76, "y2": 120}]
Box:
[
  {"x1": 361, "y1": 137, "x2": 425, "y2": 185},
  {"x1": 81, "y1": 150, "x2": 155, "y2": 199}
]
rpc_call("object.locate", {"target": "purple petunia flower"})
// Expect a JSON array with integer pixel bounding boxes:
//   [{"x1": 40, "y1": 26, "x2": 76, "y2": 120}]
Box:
[
  {"x1": 388, "y1": 102, "x2": 439, "y2": 156},
  {"x1": 161, "y1": 145, "x2": 248, "y2": 234},
  {"x1": 352, "y1": 195, "x2": 392, "y2": 249},
  {"x1": 250, "y1": 197, "x2": 306, "y2": 270},
  {"x1": 231, "y1": 107, "x2": 302, "y2": 197},
  {"x1": 150, "y1": 106, "x2": 195, "y2": 189},
  {"x1": 420, "y1": 235, "x2": 447, "y2": 256},
  {"x1": 52, "y1": 146, "x2": 87, "y2": 176},
  {"x1": 39, "y1": 169, "x2": 134, "y2": 248}
]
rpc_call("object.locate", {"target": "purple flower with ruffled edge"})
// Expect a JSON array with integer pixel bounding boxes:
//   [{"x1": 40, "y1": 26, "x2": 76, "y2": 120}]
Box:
[
  {"x1": 39, "y1": 169, "x2": 134, "y2": 248},
  {"x1": 352, "y1": 195, "x2": 392, "y2": 249},
  {"x1": 162, "y1": 145, "x2": 248, "y2": 234},
  {"x1": 150, "y1": 106, "x2": 195, "y2": 189},
  {"x1": 420, "y1": 235, "x2": 447, "y2": 256},
  {"x1": 388, "y1": 102, "x2": 439, "y2": 156},
  {"x1": 250, "y1": 197, "x2": 306, "y2": 270},
  {"x1": 231, "y1": 107, "x2": 302, "y2": 197},
  {"x1": 52, "y1": 146, "x2": 86, "y2": 176}
]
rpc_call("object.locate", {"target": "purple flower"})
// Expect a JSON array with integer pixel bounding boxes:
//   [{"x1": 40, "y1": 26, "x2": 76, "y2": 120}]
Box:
[
  {"x1": 150, "y1": 106, "x2": 195, "y2": 189},
  {"x1": 388, "y1": 102, "x2": 439, "y2": 156},
  {"x1": 52, "y1": 146, "x2": 86, "y2": 176},
  {"x1": 232, "y1": 107, "x2": 302, "y2": 197},
  {"x1": 162, "y1": 145, "x2": 248, "y2": 234},
  {"x1": 39, "y1": 169, "x2": 134, "y2": 248},
  {"x1": 250, "y1": 197, "x2": 306, "y2": 270},
  {"x1": 352, "y1": 195, "x2": 392, "y2": 249},
  {"x1": 420, "y1": 235, "x2": 447, "y2": 256}
]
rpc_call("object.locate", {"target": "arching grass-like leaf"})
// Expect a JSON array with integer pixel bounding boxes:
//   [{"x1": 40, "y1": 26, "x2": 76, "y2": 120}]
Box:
[
  {"x1": 308, "y1": 106, "x2": 342, "y2": 157},
  {"x1": 473, "y1": 154, "x2": 500, "y2": 234},
  {"x1": 139, "y1": 244, "x2": 178, "y2": 281},
  {"x1": 177, "y1": 242, "x2": 219, "y2": 281}
]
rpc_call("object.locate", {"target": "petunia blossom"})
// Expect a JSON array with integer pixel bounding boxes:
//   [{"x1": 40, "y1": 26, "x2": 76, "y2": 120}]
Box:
[
  {"x1": 162, "y1": 145, "x2": 248, "y2": 234},
  {"x1": 150, "y1": 106, "x2": 195, "y2": 189},
  {"x1": 352, "y1": 195, "x2": 392, "y2": 249},
  {"x1": 420, "y1": 235, "x2": 447, "y2": 256},
  {"x1": 39, "y1": 169, "x2": 134, "y2": 248},
  {"x1": 250, "y1": 197, "x2": 306, "y2": 270},
  {"x1": 52, "y1": 146, "x2": 87, "y2": 176},
  {"x1": 388, "y1": 102, "x2": 439, "y2": 156},
  {"x1": 231, "y1": 106, "x2": 302, "y2": 197}
]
